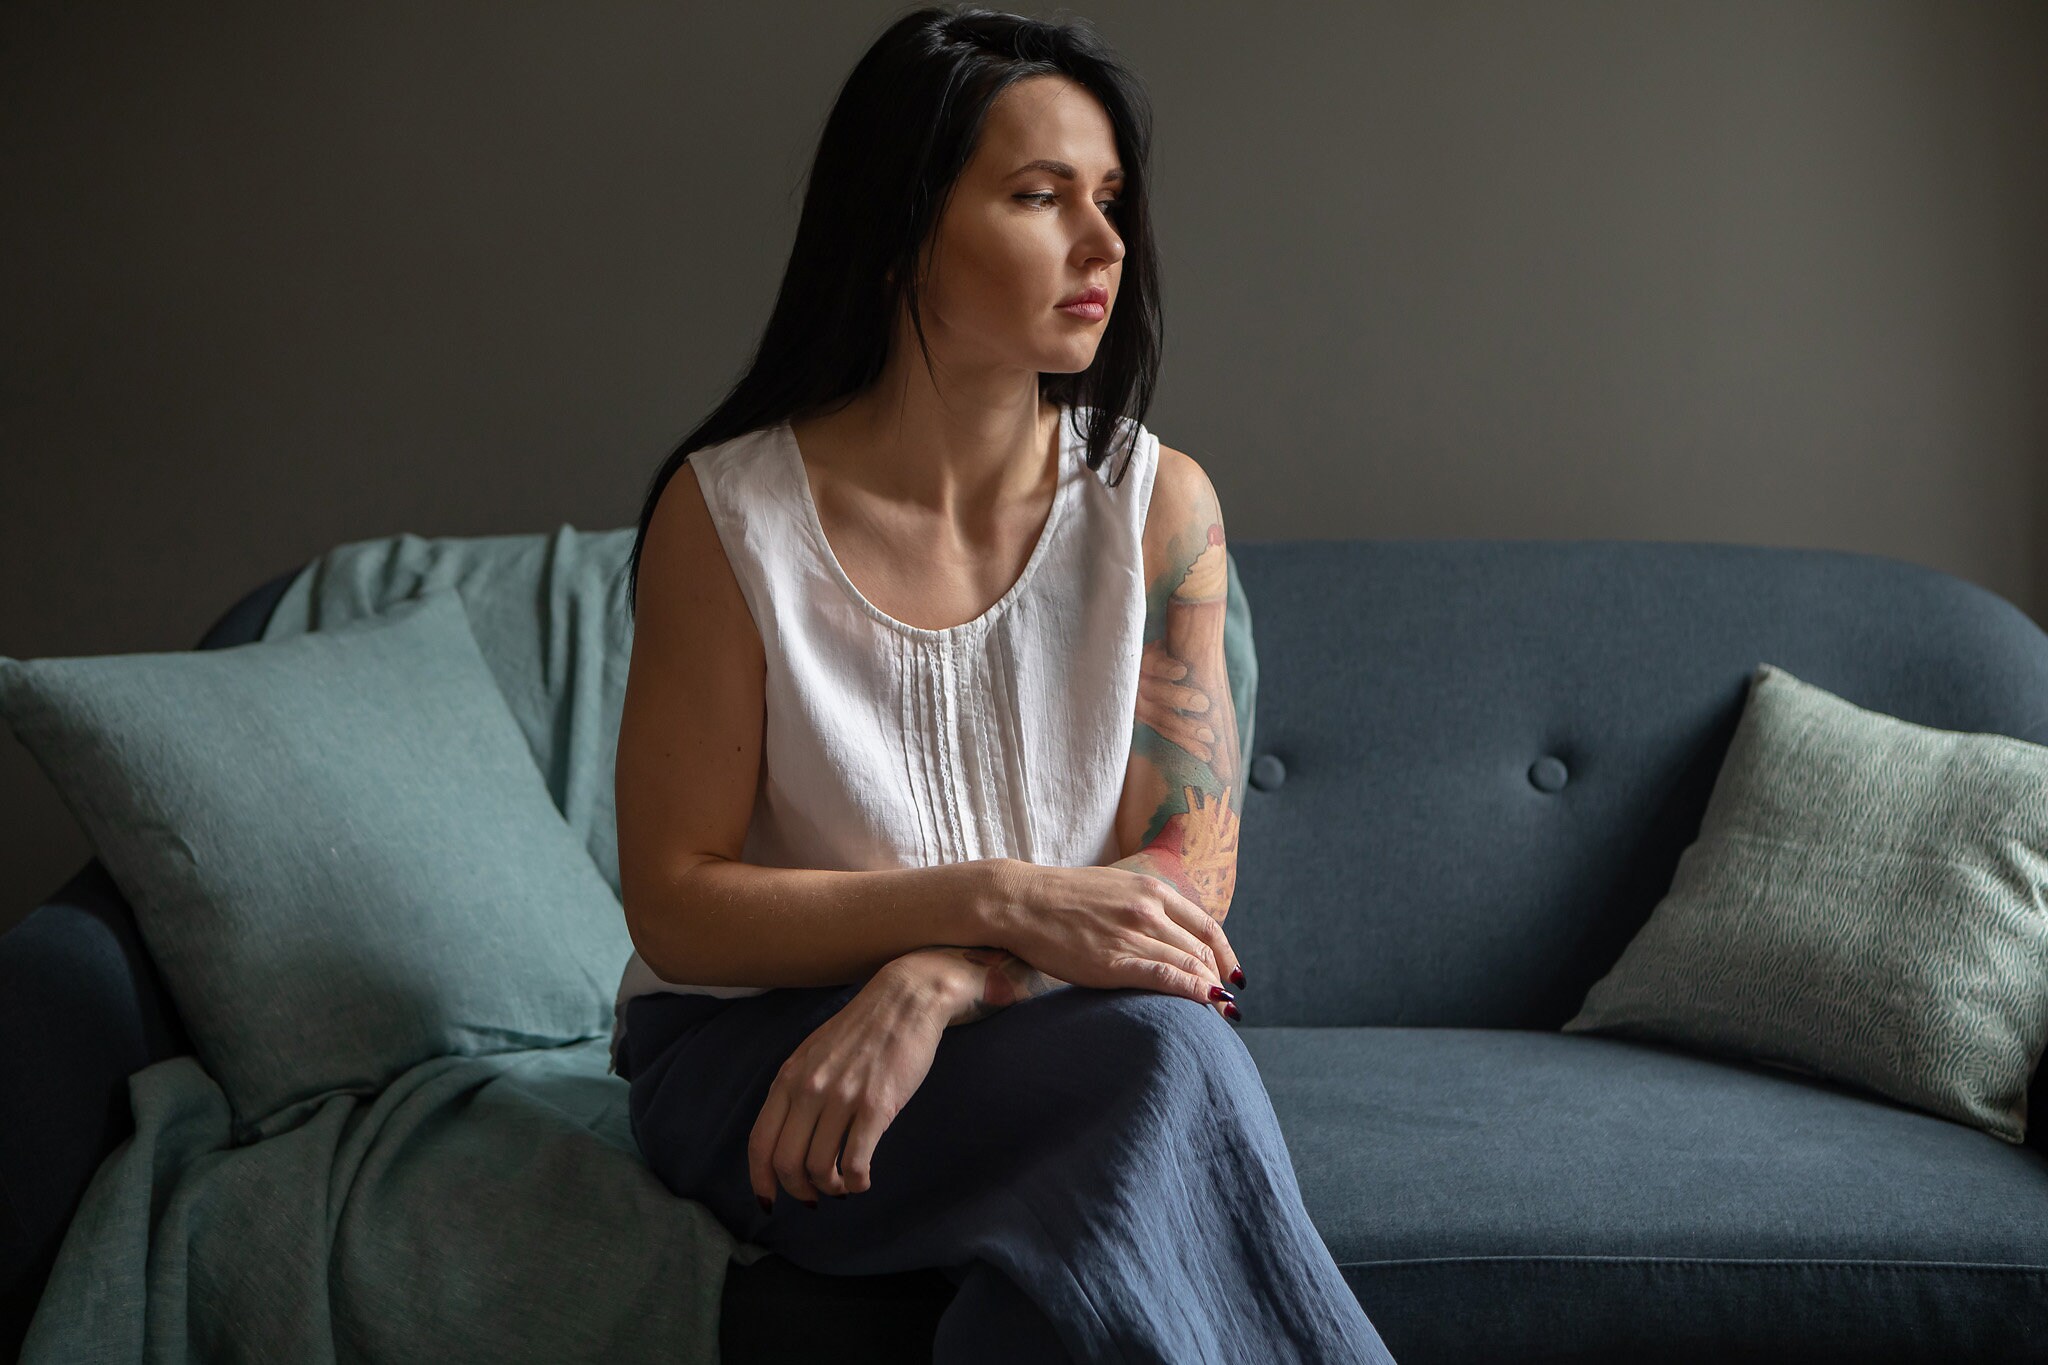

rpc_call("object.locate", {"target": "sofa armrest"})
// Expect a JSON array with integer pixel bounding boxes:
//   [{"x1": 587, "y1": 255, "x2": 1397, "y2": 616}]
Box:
[
  {"x1": 0, "y1": 861, "x2": 193, "y2": 1347},
  {"x1": 0, "y1": 563, "x2": 303, "y2": 1356}
]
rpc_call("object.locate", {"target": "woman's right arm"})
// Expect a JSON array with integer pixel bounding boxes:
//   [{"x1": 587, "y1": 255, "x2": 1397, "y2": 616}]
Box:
[{"x1": 617, "y1": 459, "x2": 1237, "y2": 1004}]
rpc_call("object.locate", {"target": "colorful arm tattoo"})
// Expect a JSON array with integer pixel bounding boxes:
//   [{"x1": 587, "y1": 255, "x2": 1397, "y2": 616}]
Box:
[{"x1": 1118, "y1": 508, "x2": 1243, "y2": 921}]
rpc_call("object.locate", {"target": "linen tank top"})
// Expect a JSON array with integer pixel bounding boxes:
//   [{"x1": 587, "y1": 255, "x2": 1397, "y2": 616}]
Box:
[{"x1": 608, "y1": 403, "x2": 1161, "y2": 1074}]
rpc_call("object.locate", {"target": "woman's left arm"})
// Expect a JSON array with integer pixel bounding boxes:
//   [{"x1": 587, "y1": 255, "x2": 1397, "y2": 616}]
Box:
[{"x1": 1111, "y1": 442, "x2": 1242, "y2": 924}]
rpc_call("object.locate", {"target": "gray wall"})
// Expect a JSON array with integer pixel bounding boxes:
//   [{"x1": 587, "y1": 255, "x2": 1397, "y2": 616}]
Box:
[{"x1": 4, "y1": 1, "x2": 2046, "y2": 930}]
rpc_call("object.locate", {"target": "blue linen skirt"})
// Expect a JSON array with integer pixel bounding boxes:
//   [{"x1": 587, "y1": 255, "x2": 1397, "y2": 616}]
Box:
[{"x1": 622, "y1": 979, "x2": 1400, "y2": 1364}]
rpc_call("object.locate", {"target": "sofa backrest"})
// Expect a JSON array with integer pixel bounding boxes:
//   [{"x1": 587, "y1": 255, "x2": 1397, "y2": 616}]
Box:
[
  {"x1": 1226, "y1": 537, "x2": 2048, "y2": 1029},
  {"x1": 198, "y1": 529, "x2": 2048, "y2": 1033}
]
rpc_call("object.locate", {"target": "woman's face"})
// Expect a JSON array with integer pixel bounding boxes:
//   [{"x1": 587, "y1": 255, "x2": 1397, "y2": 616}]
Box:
[{"x1": 898, "y1": 74, "x2": 1126, "y2": 382}]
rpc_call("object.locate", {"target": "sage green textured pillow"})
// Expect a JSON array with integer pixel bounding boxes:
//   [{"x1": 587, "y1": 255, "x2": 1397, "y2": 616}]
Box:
[
  {"x1": 1562, "y1": 662, "x2": 2048, "y2": 1145},
  {"x1": 0, "y1": 587, "x2": 632, "y2": 1144}
]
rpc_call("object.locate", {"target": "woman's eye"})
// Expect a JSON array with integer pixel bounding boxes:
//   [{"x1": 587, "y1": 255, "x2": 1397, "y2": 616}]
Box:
[{"x1": 1020, "y1": 192, "x2": 1121, "y2": 215}]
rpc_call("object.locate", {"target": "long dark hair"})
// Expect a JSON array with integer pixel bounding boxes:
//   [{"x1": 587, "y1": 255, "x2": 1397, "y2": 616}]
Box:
[{"x1": 622, "y1": 4, "x2": 1162, "y2": 618}]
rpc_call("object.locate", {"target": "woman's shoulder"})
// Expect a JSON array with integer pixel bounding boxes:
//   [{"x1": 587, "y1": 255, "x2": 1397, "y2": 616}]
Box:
[
  {"x1": 1151, "y1": 441, "x2": 1216, "y2": 509},
  {"x1": 687, "y1": 423, "x2": 782, "y2": 479},
  {"x1": 679, "y1": 425, "x2": 799, "y2": 532},
  {"x1": 1138, "y1": 437, "x2": 1226, "y2": 587}
]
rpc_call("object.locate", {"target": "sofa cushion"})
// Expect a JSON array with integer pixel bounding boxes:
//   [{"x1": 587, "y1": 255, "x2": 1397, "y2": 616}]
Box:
[
  {"x1": 1560, "y1": 663, "x2": 2048, "y2": 1144},
  {"x1": 1246, "y1": 1025, "x2": 2048, "y2": 1361},
  {"x1": 0, "y1": 587, "x2": 632, "y2": 1143}
]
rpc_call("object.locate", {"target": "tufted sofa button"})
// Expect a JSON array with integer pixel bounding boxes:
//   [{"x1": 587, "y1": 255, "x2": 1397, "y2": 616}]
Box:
[
  {"x1": 1249, "y1": 753, "x2": 1287, "y2": 791},
  {"x1": 1528, "y1": 755, "x2": 1569, "y2": 793}
]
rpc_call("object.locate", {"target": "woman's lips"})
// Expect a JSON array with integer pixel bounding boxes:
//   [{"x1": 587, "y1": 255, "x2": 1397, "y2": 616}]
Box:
[{"x1": 1056, "y1": 299, "x2": 1106, "y2": 320}]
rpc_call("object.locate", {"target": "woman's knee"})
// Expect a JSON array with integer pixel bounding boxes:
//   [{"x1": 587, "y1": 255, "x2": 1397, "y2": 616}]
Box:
[{"x1": 1030, "y1": 986, "x2": 1250, "y2": 1083}]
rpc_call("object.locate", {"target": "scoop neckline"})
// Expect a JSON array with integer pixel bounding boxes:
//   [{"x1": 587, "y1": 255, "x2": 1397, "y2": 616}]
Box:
[{"x1": 780, "y1": 405, "x2": 1081, "y2": 642}]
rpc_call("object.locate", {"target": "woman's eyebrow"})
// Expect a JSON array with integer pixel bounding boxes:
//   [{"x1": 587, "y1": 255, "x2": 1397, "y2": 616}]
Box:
[{"x1": 1007, "y1": 158, "x2": 1124, "y2": 184}]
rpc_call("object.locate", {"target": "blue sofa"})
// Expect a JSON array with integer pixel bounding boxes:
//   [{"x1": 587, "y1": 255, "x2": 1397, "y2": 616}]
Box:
[{"x1": 5, "y1": 537, "x2": 2046, "y2": 1363}]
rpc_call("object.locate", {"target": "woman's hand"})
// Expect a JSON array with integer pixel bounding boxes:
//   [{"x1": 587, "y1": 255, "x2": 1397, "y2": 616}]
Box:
[
  {"x1": 983, "y1": 859, "x2": 1240, "y2": 1012},
  {"x1": 747, "y1": 955, "x2": 957, "y2": 1207}
]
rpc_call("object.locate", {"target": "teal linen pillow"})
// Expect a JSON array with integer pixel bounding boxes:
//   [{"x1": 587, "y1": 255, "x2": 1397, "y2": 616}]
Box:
[
  {"x1": 1562, "y1": 663, "x2": 2048, "y2": 1144},
  {"x1": 0, "y1": 587, "x2": 631, "y2": 1143}
]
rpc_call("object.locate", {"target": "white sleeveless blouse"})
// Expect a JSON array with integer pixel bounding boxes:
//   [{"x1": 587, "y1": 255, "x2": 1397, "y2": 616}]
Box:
[{"x1": 609, "y1": 404, "x2": 1161, "y2": 1073}]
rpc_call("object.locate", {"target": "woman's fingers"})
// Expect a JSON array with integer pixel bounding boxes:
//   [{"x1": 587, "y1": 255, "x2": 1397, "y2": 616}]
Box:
[
  {"x1": 1121, "y1": 952, "x2": 1236, "y2": 1012},
  {"x1": 746, "y1": 1083, "x2": 795, "y2": 1207},
  {"x1": 838, "y1": 1104, "x2": 888, "y2": 1195},
  {"x1": 1145, "y1": 911, "x2": 1226, "y2": 990},
  {"x1": 1114, "y1": 893, "x2": 1232, "y2": 1007},
  {"x1": 755, "y1": 1073, "x2": 826, "y2": 1204},
  {"x1": 1155, "y1": 890, "x2": 1240, "y2": 988},
  {"x1": 805, "y1": 1093, "x2": 855, "y2": 1198},
  {"x1": 1152, "y1": 950, "x2": 1235, "y2": 1017}
]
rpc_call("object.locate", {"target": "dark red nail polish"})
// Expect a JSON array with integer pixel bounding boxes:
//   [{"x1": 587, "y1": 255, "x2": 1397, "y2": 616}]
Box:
[
  {"x1": 834, "y1": 1192, "x2": 849, "y2": 1200},
  {"x1": 1230, "y1": 967, "x2": 1245, "y2": 988},
  {"x1": 758, "y1": 1195, "x2": 774, "y2": 1213},
  {"x1": 1208, "y1": 984, "x2": 1235, "y2": 1002},
  {"x1": 802, "y1": 1198, "x2": 819, "y2": 1209},
  {"x1": 1223, "y1": 1002, "x2": 1241, "y2": 1022}
]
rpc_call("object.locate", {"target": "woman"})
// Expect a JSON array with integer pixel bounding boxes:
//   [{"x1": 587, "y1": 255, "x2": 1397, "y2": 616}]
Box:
[{"x1": 611, "y1": 7, "x2": 1399, "y2": 1362}]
